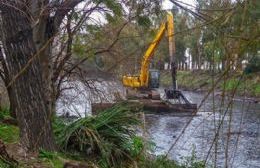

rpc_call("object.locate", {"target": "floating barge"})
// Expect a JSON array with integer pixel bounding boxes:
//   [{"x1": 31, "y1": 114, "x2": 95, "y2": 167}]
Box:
[{"x1": 92, "y1": 99, "x2": 197, "y2": 115}]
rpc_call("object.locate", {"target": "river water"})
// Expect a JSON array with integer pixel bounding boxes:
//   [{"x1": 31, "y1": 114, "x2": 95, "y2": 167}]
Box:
[
  {"x1": 146, "y1": 91, "x2": 260, "y2": 168},
  {"x1": 57, "y1": 80, "x2": 260, "y2": 168}
]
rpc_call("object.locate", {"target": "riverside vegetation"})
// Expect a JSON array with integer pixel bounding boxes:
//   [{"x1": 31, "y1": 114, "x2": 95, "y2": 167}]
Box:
[
  {"x1": 0, "y1": 103, "x2": 205, "y2": 168},
  {"x1": 161, "y1": 71, "x2": 260, "y2": 98}
]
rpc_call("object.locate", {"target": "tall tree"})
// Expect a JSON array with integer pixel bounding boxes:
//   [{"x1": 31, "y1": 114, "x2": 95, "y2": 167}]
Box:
[
  {"x1": 0, "y1": 0, "x2": 103, "y2": 151},
  {"x1": 0, "y1": 0, "x2": 162, "y2": 152}
]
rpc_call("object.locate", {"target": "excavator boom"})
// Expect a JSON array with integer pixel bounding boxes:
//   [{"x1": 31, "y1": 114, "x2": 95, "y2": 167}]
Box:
[{"x1": 122, "y1": 12, "x2": 174, "y2": 88}]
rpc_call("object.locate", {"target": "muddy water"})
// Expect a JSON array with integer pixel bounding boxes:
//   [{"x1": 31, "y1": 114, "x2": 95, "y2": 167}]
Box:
[
  {"x1": 146, "y1": 91, "x2": 260, "y2": 168},
  {"x1": 57, "y1": 81, "x2": 260, "y2": 168}
]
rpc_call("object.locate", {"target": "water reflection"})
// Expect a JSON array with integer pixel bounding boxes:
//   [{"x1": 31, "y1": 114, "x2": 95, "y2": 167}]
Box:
[
  {"x1": 57, "y1": 81, "x2": 260, "y2": 167},
  {"x1": 147, "y1": 91, "x2": 260, "y2": 168}
]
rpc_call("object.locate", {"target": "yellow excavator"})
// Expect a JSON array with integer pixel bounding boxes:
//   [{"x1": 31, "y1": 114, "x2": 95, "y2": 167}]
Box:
[
  {"x1": 123, "y1": 12, "x2": 174, "y2": 90},
  {"x1": 122, "y1": 11, "x2": 193, "y2": 105},
  {"x1": 92, "y1": 11, "x2": 196, "y2": 114}
]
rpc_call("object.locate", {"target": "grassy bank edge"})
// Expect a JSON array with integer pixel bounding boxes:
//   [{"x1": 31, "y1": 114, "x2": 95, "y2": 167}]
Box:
[{"x1": 161, "y1": 70, "x2": 260, "y2": 98}]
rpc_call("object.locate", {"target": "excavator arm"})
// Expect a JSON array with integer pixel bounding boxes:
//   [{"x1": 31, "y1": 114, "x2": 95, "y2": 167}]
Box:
[{"x1": 122, "y1": 12, "x2": 174, "y2": 88}]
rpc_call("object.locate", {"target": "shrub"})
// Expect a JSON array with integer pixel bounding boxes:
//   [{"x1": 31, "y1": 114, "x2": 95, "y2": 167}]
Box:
[
  {"x1": 138, "y1": 155, "x2": 182, "y2": 168},
  {"x1": 54, "y1": 102, "x2": 141, "y2": 167},
  {"x1": 0, "y1": 107, "x2": 10, "y2": 121},
  {"x1": 0, "y1": 124, "x2": 19, "y2": 143}
]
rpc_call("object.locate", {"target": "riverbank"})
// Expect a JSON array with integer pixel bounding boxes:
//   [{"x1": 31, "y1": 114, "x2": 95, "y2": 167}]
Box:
[
  {"x1": 161, "y1": 70, "x2": 260, "y2": 100},
  {"x1": 0, "y1": 105, "x2": 205, "y2": 168}
]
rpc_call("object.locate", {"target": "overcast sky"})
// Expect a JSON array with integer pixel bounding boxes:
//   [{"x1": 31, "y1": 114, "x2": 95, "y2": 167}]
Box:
[
  {"x1": 82, "y1": 0, "x2": 197, "y2": 24},
  {"x1": 162, "y1": 0, "x2": 196, "y2": 10}
]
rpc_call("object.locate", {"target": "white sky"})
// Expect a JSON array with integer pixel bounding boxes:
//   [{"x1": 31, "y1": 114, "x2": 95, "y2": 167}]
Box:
[
  {"x1": 162, "y1": 0, "x2": 196, "y2": 10},
  {"x1": 79, "y1": 0, "x2": 197, "y2": 25}
]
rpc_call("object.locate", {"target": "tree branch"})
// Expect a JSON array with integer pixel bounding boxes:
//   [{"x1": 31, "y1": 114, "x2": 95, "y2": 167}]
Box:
[{"x1": 53, "y1": 0, "x2": 84, "y2": 33}]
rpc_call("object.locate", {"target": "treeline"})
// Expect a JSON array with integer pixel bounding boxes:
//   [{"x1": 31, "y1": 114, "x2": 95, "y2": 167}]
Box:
[
  {"x1": 75, "y1": 0, "x2": 259, "y2": 73},
  {"x1": 164, "y1": 0, "x2": 259, "y2": 72}
]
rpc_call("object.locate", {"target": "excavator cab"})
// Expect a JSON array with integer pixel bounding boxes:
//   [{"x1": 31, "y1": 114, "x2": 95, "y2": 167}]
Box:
[{"x1": 148, "y1": 69, "x2": 160, "y2": 88}]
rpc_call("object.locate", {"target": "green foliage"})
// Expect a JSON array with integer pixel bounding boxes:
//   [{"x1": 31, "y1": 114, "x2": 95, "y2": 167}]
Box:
[
  {"x1": 161, "y1": 71, "x2": 212, "y2": 91},
  {"x1": 72, "y1": 36, "x2": 88, "y2": 58},
  {"x1": 102, "y1": 0, "x2": 122, "y2": 16},
  {"x1": 0, "y1": 124, "x2": 19, "y2": 143},
  {"x1": 54, "y1": 102, "x2": 141, "y2": 167},
  {"x1": 223, "y1": 78, "x2": 240, "y2": 91},
  {"x1": 181, "y1": 146, "x2": 205, "y2": 168},
  {"x1": 124, "y1": 136, "x2": 147, "y2": 158},
  {"x1": 39, "y1": 150, "x2": 65, "y2": 168},
  {"x1": 255, "y1": 84, "x2": 260, "y2": 95},
  {"x1": 105, "y1": 13, "x2": 116, "y2": 23},
  {"x1": 39, "y1": 150, "x2": 59, "y2": 160},
  {"x1": 0, "y1": 160, "x2": 12, "y2": 168},
  {"x1": 0, "y1": 107, "x2": 19, "y2": 143},
  {"x1": 0, "y1": 108, "x2": 18, "y2": 167},
  {"x1": 139, "y1": 155, "x2": 181, "y2": 168},
  {"x1": 0, "y1": 107, "x2": 11, "y2": 121},
  {"x1": 162, "y1": 71, "x2": 260, "y2": 97},
  {"x1": 136, "y1": 146, "x2": 205, "y2": 168},
  {"x1": 39, "y1": 149, "x2": 97, "y2": 168},
  {"x1": 138, "y1": 153, "x2": 205, "y2": 168},
  {"x1": 137, "y1": 16, "x2": 151, "y2": 27},
  {"x1": 103, "y1": 0, "x2": 123, "y2": 24}
]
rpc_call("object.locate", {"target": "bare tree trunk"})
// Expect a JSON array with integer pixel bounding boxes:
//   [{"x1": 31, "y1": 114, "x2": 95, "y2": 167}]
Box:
[
  {"x1": 0, "y1": 0, "x2": 85, "y2": 151},
  {"x1": 1, "y1": 4, "x2": 55, "y2": 151},
  {"x1": 1, "y1": 29, "x2": 16, "y2": 118},
  {"x1": 6, "y1": 87, "x2": 16, "y2": 118}
]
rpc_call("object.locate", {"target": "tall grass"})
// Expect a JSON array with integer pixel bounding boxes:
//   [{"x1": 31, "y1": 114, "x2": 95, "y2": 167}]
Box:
[
  {"x1": 0, "y1": 107, "x2": 10, "y2": 121},
  {"x1": 54, "y1": 102, "x2": 141, "y2": 167},
  {"x1": 0, "y1": 107, "x2": 19, "y2": 143}
]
